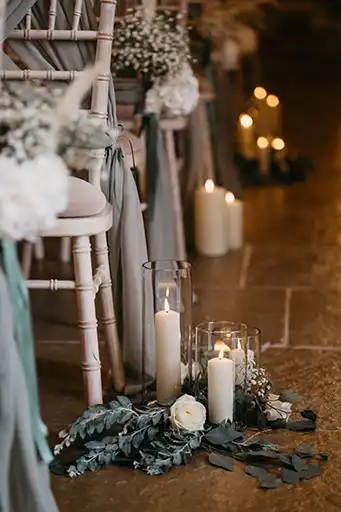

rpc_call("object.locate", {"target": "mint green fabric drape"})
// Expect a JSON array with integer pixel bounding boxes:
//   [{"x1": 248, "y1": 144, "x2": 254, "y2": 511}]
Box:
[
  {"x1": 1, "y1": 241, "x2": 52, "y2": 464},
  {"x1": 0, "y1": 242, "x2": 57, "y2": 512}
]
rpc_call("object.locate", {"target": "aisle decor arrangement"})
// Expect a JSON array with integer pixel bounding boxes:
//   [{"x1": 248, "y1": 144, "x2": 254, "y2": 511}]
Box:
[
  {"x1": 198, "y1": 0, "x2": 277, "y2": 69},
  {"x1": 53, "y1": 346, "x2": 326, "y2": 489},
  {"x1": 112, "y1": 8, "x2": 199, "y2": 116},
  {"x1": 0, "y1": 63, "x2": 118, "y2": 241}
]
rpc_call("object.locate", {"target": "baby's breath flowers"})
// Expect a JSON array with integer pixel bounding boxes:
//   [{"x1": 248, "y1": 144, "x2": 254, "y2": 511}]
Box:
[{"x1": 112, "y1": 8, "x2": 192, "y2": 84}]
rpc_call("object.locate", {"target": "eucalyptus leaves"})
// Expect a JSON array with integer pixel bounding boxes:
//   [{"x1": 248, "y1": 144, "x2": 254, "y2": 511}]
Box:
[{"x1": 54, "y1": 395, "x2": 205, "y2": 477}]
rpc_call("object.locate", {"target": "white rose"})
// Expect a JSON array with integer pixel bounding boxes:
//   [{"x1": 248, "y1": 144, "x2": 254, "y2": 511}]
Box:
[
  {"x1": 170, "y1": 395, "x2": 206, "y2": 433},
  {"x1": 264, "y1": 399, "x2": 292, "y2": 423}
]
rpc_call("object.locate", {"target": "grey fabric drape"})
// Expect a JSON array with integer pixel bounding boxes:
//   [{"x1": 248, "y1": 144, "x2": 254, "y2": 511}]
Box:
[
  {"x1": 0, "y1": 264, "x2": 58, "y2": 512},
  {"x1": 5, "y1": 0, "x2": 37, "y2": 35},
  {"x1": 5, "y1": 0, "x2": 155, "y2": 378}
]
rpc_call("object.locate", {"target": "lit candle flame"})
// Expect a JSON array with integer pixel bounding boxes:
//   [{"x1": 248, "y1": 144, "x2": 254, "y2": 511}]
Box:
[
  {"x1": 257, "y1": 136, "x2": 269, "y2": 149},
  {"x1": 205, "y1": 179, "x2": 215, "y2": 193},
  {"x1": 166, "y1": 287, "x2": 169, "y2": 298},
  {"x1": 214, "y1": 340, "x2": 230, "y2": 353},
  {"x1": 164, "y1": 297, "x2": 170, "y2": 313},
  {"x1": 239, "y1": 114, "x2": 253, "y2": 129},
  {"x1": 266, "y1": 95, "x2": 280, "y2": 108},
  {"x1": 271, "y1": 137, "x2": 285, "y2": 151},
  {"x1": 218, "y1": 348, "x2": 224, "y2": 360},
  {"x1": 254, "y1": 86, "x2": 267, "y2": 100},
  {"x1": 225, "y1": 191, "x2": 235, "y2": 204}
]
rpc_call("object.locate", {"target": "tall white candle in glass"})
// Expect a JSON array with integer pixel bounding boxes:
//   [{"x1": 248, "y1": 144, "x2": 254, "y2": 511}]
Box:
[
  {"x1": 238, "y1": 114, "x2": 256, "y2": 158},
  {"x1": 208, "y1": 343, "x2": 234, "y2": 424},
  {"x1": 195, "y1": 179, "x2": 229, "y2": 257},
  {"x1": 253, "y1": 86, "x2": 268, "y2": 136},
  {"x1": 230, "y1": 341, "x2": 255, "y2": 387},
  {"x1": 155, "y1": 294, "x2": 181, "y2": 404},
  {"x1": 257, "y1": 136, "x2": 270, "y2": 175},
  {"x1": 225, "y1": 192, "x2": 243, "y2": 250}
]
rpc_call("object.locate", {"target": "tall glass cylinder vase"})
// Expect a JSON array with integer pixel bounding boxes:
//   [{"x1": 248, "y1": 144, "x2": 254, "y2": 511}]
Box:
[
  {"x1": 194, "y1": 321, "x2": 247, "y2": 424},
  {"x1": 142, "y1": 261, "x2": 192, "y2": 405}
]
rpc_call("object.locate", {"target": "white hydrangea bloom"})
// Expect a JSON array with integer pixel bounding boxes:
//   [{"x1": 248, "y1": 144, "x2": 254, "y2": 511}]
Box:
[
  {"x1": 0, "y1": 154, "x2": 69, "y2": 241},
  {"x1": 145, "y1": 64, "x2": 199, "y2": 116}
]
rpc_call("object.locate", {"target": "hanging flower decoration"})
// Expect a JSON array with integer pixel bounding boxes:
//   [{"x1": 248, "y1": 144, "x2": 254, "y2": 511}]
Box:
[
  {"x1": 0, "y1": 64, "x2": 118, "y2": 241},
  {"x1": 145, "y1": 63, "x2": 199, "y2": 117},
  {"x1": 112, "y1": 8, "x2": 192, "y2": 84}
]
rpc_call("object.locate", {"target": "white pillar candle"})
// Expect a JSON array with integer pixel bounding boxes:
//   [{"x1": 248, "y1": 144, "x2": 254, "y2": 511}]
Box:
[
  {"x1": 195, "y1": 179, "x2": 229, "y2": 257},
  {"x1": 265, "y1": 94, "x2": 282, "y2": 137},
  {"x1": 208, "y1": 346, "x2": 234, "y2": 424},
  {"x1": 238, "y1": 114, "x2": 256, "y2": 158},
  {"x1": 225, "y1": 192, "x2": 243, "y2": 250},
  {"x1": 253, "y1": 86, "x2": 269, "y2": 137},
  {"x1": 257, "y1": 136, "x2": 270, "y2": 176},
  {"x1": 155, "y1": 297, "x2": 181, "y2": 404},
  {"x1": 253, "y1": 88, "x2": 282, "y2": 138},
  {"x1": 271, "y1": 137, "x2": 286, "y2": 161},
  {"x1": 230, "y1": 345, "x2": 255, "y2": 387}
]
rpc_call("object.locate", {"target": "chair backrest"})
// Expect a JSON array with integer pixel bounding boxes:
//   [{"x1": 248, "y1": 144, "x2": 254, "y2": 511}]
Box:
[{"x1": 1, "y1": 0, "x2": 116, "y2": 189}]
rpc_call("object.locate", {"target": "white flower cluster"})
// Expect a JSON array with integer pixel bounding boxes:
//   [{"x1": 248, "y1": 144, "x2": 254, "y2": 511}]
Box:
[
  {"x1": 112, "y1": 9, "x2": 192, "y2": 83},
  {"x1": 0, "y1": 153, "x2": 68, "y2": 241},
  {"x1": 0, "y1": 82, "x2": 116, "y2": 241},
  {"x1": 145, "y1": 63, "x2": 199, "y2": 116},
  {"x1": 249, "y1": 364, "x2": 272, "y2": 400},
  {"x1": 0, "y1": 83, "x2": 114, "y2": 165}
]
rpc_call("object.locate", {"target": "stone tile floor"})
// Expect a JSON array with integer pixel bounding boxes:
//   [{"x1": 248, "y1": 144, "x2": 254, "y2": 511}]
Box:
[{"x1": 31, "y1": 31, "x2": 341, "y2": 512}]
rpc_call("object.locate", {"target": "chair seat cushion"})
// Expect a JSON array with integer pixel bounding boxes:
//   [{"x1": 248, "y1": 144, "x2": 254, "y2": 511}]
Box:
[{"x1": 59, "y1": 176, "x2": 106, "y2": 218}]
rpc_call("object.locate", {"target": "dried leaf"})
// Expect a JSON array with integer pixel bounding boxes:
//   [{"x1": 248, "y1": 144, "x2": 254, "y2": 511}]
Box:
[
  {"x1": 245, "y1": 465, "x2": 271, "y2": 480},
  {"x1": 209, "y1": 452, "x2": 234, "y2": 471},
  {"x1": 287, "y1": 420, "x2": 316, "y2": 432},
  {"x1": 204, "y1": 425, "x2": 243, "y2": 447},
  {"x1": 295, "y1": 444, "x2": 314, "y2": 459},
  {"x1": 281, "y1": 468, "x2": 301, "y2": 485},
  {"x1": 301, "y1": 410, "x2": 317, "y2": 422},
  {"x1": 291, "y1": 454, "x2": 307, "y2": 473},
  {"x1": 301, "y1": 463, "x2": 322, "y2": 480},
  {"x1": 260, "y1": 478, "x2": 282, "y2": 489}
]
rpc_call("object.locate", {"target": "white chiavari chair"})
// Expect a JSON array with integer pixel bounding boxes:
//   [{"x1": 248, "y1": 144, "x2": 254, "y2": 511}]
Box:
[{"x1": 2, "y1": 0, "x2": 125, "y2": 406}]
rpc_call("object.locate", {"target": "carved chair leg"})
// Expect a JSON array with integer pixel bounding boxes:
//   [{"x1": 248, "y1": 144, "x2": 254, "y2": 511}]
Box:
[
  {"x1": 60, "y1": 237, "x2": 71, "y2": 263},
  {"x1": 94, "y1": 232, "x2": 125, "y2": 393},
  {"x1": 34, "y1": 238, "x2": 45, "y2": 261},
  {"x1": 72, "y1": 235, "x2": 102, "y2": 406},
  {"x1": 22, "y1": 242, "x2": 33, "y2": 279}
]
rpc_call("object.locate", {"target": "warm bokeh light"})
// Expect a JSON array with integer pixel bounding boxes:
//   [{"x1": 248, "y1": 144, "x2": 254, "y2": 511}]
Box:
[
  {"x1": 239, "y1": 114, "x2": 253, "y2": 128},
  {"x1": 266, "y1": 95, "x2": 280, "y2": 108},
  {"x1": 205, "y1": 179, "x2": 215, "y2": 193},
  {"x1": 257, "y1": 136, "x2": 269, "y2": 149},
  {"x1": 214, "y1": 340, "x2": 230, "y2": 353},
  {"x1": 254, "y1": 86, "x2": 267, "y2": 100},
  {"x1": 271, "y1": 138, "x2": 285, "y2": 151},
  {"x1": 225, "y1": 191, "x2": 235, "y2": 204}
]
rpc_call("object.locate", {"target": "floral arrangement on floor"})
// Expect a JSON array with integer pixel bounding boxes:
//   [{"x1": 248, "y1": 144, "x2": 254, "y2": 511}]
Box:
[
  {"x1": 112, "y1": 8, "x2": 199, "y2": 117},
  {"x1": 198, "y1": 0, "x2": 277, "y2": 69},
  {"x1": 53, "y1": 359, "x2": 327, "y2": 488},
  {"x1": 0, "y1": 64, "x2": 118, "y2": 241}
]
